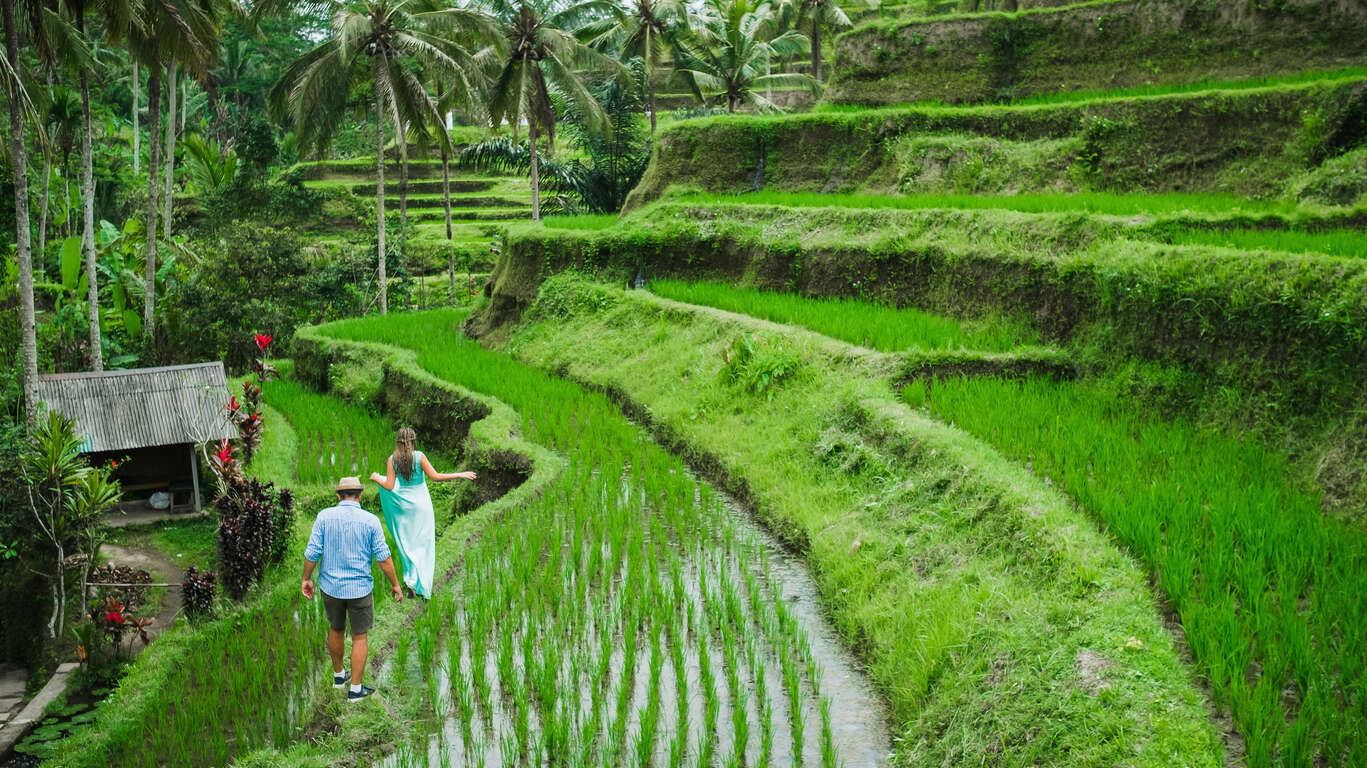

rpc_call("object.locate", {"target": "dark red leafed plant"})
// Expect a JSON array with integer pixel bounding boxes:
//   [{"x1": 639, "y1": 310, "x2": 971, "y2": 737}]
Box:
[
  {"x1": 216, "y1": 476, "x2": 295, "y2": 600},
  {"x1": 182, "y1": 565, "x2": 218, "y2": 621}
]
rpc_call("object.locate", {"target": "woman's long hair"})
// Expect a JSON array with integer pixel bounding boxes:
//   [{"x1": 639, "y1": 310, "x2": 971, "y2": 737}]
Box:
[{"x1": 393, "y1": 427, "x2": 417, "y2": 480}]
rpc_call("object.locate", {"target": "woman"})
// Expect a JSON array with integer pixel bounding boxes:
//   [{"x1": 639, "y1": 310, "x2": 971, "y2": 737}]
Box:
[{"x1": 369, "y1": 427, "x2": 476, "y2": 599}]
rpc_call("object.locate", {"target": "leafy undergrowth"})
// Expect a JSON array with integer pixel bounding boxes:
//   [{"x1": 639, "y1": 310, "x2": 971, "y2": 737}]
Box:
[
  {"x1": 460, "y1": 281, "x2": 1226, "y2": 765},
  {"x1": 651, "y1": 279, "x2": 1036, "y2": 352},
  {"x1": 911, "y1": 375, "x2": 1367, "y2": 765}
]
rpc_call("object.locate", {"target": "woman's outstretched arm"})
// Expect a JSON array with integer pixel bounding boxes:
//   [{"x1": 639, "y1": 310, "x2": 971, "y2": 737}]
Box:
[
  {"x1": 420, "y1": 453, "x2": 477, "y2": 482},
  {"x1": 370, "y1": 457, "x2": 398, "y2": 491}
]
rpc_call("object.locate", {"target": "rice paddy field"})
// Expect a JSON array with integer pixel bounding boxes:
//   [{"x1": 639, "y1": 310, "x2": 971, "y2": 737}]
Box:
[
  {"x1": 260, "y1": 376, "x2": 395, "y2": 486},
  {"x1": 675, "y1": 190, "x2": 1308, "y2": 217},
  {"x1": 650, "y1": 280, "x2": 1034, "y2": 352},
  {"x1": 315, "y1": 312, "x2": 890, "y2": 767},
  {"x1": 614, "y1": 279, "x2": 1366, "y2": 765}
]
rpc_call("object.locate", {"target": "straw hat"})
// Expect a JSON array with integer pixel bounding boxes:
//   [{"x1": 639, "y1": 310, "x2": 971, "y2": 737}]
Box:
[{"x1": 335, "y1": 476, "x2": 364, "y2": 492}]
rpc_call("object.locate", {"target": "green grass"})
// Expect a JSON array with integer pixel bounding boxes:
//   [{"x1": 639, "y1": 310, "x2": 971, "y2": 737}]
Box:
[
  {"x1": 1160, "y1": 226, "x2": 1367, "y2": 259},
  {"x1": 539, "y1": 213, "x2": 621, "y2": 230},
  {"x1": 908, "y1": 375, "x2": 1366, "y2": 766},
  {"x1": 814, "y1": 66, "x2": 1367, "y2": 112},
  {"x1": 650, "y1": 279, "x2": 1034, "y2": 352},
  {"x1": 108, "y1": 520, "x2": 218, "y2": 571},
  {"x1": 676, "y1": 189, "x2": 1306, "y2": 216}
]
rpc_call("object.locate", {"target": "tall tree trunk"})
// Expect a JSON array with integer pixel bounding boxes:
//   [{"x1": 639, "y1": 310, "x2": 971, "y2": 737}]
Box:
[
  {"x1": 63, "y1": 165, "x2": 70, "y2": 238},
  {"x1": 163, "y1": 61, "x2": 177, "y2": 239},
  {"x1": 3, "y1": 0, "x2": 39, "y2": 422},
  {"x1": 398, "y1": 124, "x2": 408, "y2": 272},
  {"x1": 80, "y1": 61, "x2": 103, "y2": 371},
  {"x1": 375, "y1": 81, "x2": 387, "y2": 315},
  {"x1": 529, "y1": 117, "x2": 540, "y2": 222},
  {"x1": 648, "y1": 69, "x2": 657, "y2": 133},
  {"x1": 180, "y1": 76, "x2": 187, "y2": 133},
  {"x1": 811, "y1": 22, "x2": 821, "y2": 82},
  {"x1": 646, "y1": 32, "x2": 657, "y2": 133},
  {"x1": 441, "y1": 143, "x2": 453, "y2": 301},
  {"x1": 38, "y1": 158, "x2": 50, "y2": 271},
  {"x1": 132, "y1": 61, "x2": 139, "y2": 174},
  {"x1": 144, "y1": 67, "x2": 161, "y2": 345}
]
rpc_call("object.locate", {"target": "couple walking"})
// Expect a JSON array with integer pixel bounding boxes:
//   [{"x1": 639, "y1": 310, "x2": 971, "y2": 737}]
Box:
[{"x1": 300, "y1": 427, "x2": 476, "y2": 700}]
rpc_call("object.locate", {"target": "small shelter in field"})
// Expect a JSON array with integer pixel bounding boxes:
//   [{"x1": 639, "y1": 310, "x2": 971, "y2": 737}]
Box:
[{"x1": 35, "y1": 362, "x2": 239, "y2": 514}]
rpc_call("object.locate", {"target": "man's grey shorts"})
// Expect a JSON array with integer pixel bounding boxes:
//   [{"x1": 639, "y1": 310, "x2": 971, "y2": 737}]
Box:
[{"x1": 322, "y1": 591, "x2": 374, "y2": 635}]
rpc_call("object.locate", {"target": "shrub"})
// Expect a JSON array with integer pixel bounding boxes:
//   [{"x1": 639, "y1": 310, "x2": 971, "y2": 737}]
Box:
[
  {"x1": 216, "y1": 477, "x2": 296, "y2": 601},
  {"x1": 181, "y1": 565, "x2": 218, "y2": 621},
  {"x1": 719, "y1": 333, "x2": 802, "y2": 397}
]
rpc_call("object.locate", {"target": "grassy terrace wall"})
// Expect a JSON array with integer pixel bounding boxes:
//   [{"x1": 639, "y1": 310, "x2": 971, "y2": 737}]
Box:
[
  {"x1": 627, "y1": 76, "x2": 1367, "y2": 201},
  {"x1": 827, "y1": 0, "x2": 1367, "y2": 105},
  {"x1": 484, "y1": 206, "x2": 1367, "y2": 459}
]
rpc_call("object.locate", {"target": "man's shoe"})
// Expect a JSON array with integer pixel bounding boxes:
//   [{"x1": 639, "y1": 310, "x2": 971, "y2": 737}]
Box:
[
  {"x1": 333, "y1": 673, "x2": 348, "y2": 689},
  {"x1": 347, "y1": 685, "x2": 376, "y2": 701}
]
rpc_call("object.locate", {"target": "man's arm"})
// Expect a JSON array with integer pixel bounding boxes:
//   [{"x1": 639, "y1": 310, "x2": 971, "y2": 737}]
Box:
[
  {"x1": 301, "y1": 559, "x2": 317, "y2": 599},
  {"x1": 302, "y1": 517, "x2": 324, "y2": 599},
  {"x1": 377, "y1": 557, "x2": 403, "y2": 601}
]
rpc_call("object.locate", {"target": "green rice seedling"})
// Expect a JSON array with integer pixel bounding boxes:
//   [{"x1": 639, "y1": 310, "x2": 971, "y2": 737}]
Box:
[
  {"x1": 819, "y1": 696, "x2": 837, "y2": 768},
  {"x1": 396, "y1": 633, "x2": 412, "y2": 681},
  {"x1": 1158, "y1": 226, "x2": 1367, "y2": 259}
]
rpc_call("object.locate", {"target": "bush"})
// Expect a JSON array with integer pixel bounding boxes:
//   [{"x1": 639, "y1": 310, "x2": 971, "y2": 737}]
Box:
[
  {"x1": 216, "y1": 477, "x2": 295, "y2": 601},
  {"x1": 719, "y1": 333, "x2": 803, "y2": 397},
  {"x1": 181, "y1": 565, "x2": 218, "y2": 621}
]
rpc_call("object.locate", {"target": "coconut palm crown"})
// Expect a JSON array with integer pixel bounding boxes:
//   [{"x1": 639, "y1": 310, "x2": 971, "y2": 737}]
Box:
[{"x1": 675, "y1": 0, "x2": 816, "y2": 113}]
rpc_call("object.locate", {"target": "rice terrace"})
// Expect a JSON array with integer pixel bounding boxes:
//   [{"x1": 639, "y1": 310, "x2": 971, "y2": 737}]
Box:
[{"x1": 1, "y1": 0, "x2": 1366, "y2": 764}]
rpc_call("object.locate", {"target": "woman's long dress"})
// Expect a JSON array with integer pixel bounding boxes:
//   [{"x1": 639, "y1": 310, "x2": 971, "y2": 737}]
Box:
[{"x1": 377, "y1": 450, "x2": 436, "y2": 598}]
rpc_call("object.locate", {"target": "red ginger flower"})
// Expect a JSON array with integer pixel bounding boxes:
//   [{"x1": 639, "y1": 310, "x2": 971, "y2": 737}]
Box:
[
  {"x1": 254, "y1": 333, "x2": 273, "y2": 351},
  {"x1": 104, "y1": 611, "x2": 123, "y2": 625},
  {"x1": 217, "y1": 440, "x2": 234, "y2": 465},
  {"x1": 228, "y1": 395, "x2": 240, "y2": 412}
]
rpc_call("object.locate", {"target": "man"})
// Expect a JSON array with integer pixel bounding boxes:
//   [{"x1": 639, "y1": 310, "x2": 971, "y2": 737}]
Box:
[{"x1": 302, "y1": 476, "x2": 403, "y2": 701}]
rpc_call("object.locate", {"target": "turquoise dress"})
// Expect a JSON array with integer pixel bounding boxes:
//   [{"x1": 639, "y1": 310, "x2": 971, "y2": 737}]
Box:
[{"x1": 377, "y1": 451, "x2": 436, "y2": 598}]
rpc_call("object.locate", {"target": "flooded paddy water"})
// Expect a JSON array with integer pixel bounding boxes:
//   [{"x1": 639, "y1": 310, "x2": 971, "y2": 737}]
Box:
[{"x1": 375, "y1": 464, "x2": 890, "y2": 768}]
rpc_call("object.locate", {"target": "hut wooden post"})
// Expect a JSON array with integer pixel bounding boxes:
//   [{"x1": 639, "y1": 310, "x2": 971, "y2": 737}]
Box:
[{"x1": 189, "y1": 445, "x2": 201, "y2": 514}]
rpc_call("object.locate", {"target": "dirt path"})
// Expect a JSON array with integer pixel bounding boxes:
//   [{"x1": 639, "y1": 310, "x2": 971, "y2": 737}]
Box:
[{"x1": 99, "y1": 544, "x2": 184, "y2": 649}]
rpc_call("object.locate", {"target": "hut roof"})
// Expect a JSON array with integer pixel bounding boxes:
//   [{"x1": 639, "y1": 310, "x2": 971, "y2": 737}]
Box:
[{"x1": 35, "y1": 362, "x2": 239, "y2": 453}]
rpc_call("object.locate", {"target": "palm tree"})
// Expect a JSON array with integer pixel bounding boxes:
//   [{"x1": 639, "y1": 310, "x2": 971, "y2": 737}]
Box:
[
  {"x1": 675, "y1": 0, "x2": 816, "y2": 113},
  {"x1": 271, "y1": 0, "x2": 493, "y2": 314},
  {"x1": 476, "y1": 0, "x2": 624, "y2": 221},
  {"x1": 584, "y1": 0, "x2": 687, "y2": 132},
  {"x1": 44, "y1": 85, "x2": 82, "y2": 239},
  {"x1": 795, "y1": 0, "x2": 852, "y2": 82}
]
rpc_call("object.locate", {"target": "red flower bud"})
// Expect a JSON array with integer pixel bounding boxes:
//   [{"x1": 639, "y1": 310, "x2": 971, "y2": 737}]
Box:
[
  {"x1": 228, "y1": 395, "x2": 240, "y2": 412},
  {"x1": 217, "y1": 440, "x2": 234, "y2": 465},
  {"x1": 254, "y1": 333, "x2": 273, "y2": 351}
]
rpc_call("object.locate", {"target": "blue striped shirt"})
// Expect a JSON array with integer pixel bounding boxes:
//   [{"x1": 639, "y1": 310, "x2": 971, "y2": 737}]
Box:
[{"x1": 304, "y1": 500, "x2": 391, "y2": 600}]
